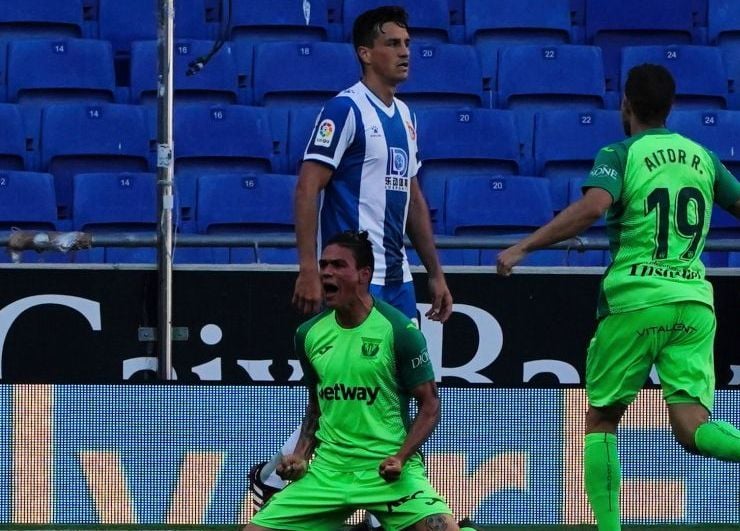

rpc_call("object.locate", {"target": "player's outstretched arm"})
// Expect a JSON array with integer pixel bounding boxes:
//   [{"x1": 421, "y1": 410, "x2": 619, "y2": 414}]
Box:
[
  {"x1": 497, "y1": 187, "x2": 613, "y2": 276},
  {"x1": 406, "y1": 178, "x2": 453, "y2": 322},
  {"x1": 293, "y1": 161, "x2": 333, "y2": 315},
  {"x1": 379, "y1": 380, "x2": 440, "y2": 481}
]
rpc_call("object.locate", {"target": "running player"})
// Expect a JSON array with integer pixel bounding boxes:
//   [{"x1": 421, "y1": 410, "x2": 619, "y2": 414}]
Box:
[{"x1": 497, "y1": 63, "x2": 740, "y2": 531}]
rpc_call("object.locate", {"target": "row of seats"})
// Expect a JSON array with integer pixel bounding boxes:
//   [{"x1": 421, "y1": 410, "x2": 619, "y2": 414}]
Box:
[
  {"x1": 3, "y1": 0, "x2": 739, "y2": 47},
  {"x1": 1, "y1": 38, "x2": 739, "y2": 111},
  {"x1": 3, "y1": 0, "x2": 740, "y2": 85},
  {"x1": 2, "y1": 170, "x2": 738, "y2": 266},
  {"x1": 3, "y1": 103, "x2": 740, "y2": 221}
]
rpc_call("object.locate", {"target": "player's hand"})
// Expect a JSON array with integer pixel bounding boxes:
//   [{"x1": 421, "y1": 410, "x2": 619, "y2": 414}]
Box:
[
  {"x1": 276, "y1": 454, "x2": 308, "y2": 481},
  {"x1": 496, "y1": 245, "x2": 527, "y2": 276},
  {"x1": 378, "y1": 456, "x2": 403, "y2": 482},
  {"x1": 426, "y1": 275, "x2": 453, "y2": 322},
  {"x1": 292, "y1": 269, "x2": 323, "y2": 315}
]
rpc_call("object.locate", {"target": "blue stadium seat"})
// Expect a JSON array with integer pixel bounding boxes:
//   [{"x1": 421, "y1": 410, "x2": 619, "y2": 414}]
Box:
[
  {"x1": 416, "y1": 107, "x2": 521, "y2": 232},
  {"x1": 445, "y1": 175, "x2": 551, "y2": 235},
  {"x1": 343, "y1": 0, "x2": 450, "y2": 43},
  {"x1": 0, "y1": 170, "x2": 68, "y2": 263},
  {"x1": 498, "y1": 45, "x2": 606, "y2": 110},
  {"x1": 621, "y1": 46, "x2": 728, "y2": 109},
  {"x1": 585, "y1": 0, "x2": 695, "y2": 89},
  {"x1": 534, "y1": 109, "x2": 623, "y2": 210},
  {"x1": 0, "y1": 171, "x2": 57, "y2": 230},
  {"x1": 252, "y1": 41, "x2": 357, "y2": 106},
  {"x1": 72, "y1": 171, "x2": 155, "y2": 263},
  {"x1": 41, "y1": 104, "x2": 151, "y2": 219},
  {"x1": 722, "y1": 48, "x2": 740, "y2": 109},
  {"x1": 465, "y1": 0, "x2": 571, "y2": 47},
  {"x1": 728, "y1": 252, "x2": 740, "y2": 267},
  {"x1": 0, "y1": 104, "x2": 27, "y2": 170},
  {"x1": 130, "y1": 40, "x2": 239, "y2": 104},
  {"x1": 286, "y1": 106, "x2": 322, "y2": 175},
  {"x1": 98, "y1": 0, "x2": 214, "y2": 56},
  {"x1": 397, "y1": 43, "x2": 483, "y2": 107},
  {"x1": 229, "y1": 0, "x2": 329, "y2": 43},
  {"x1": 708, "y1": 0, "x2": 740, "y2": 47},
  {"x1": 7, "y1": 39, "x2": 116, "y2": 104},
  {"x1": 667, "y1": 110, "x2": 740, "y2": 174},
  {"x1": 196, "y1": 173, "x2": 297, "y2": 264},
  {"x1": 445, "y1": 174, "x2": 591, "y2": 265},
  {"x1": 0, "y1": 0, "x2": 84, "y2": 39},
  {"x1": 174, "y1": 104, "x2": 277, "y2": 224}
]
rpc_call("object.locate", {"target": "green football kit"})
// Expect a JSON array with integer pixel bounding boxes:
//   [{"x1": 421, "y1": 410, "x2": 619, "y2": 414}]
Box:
[
  {"x1": 582, "y1": 127, "x2": 740, "y2": 410},
  {"x1": 251, "y1": 298, "x2": 452, "y2": 531}
]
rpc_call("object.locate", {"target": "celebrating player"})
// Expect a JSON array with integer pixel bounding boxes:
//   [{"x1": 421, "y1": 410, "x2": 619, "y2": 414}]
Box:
[
  {"x1": 242, "y1": 230, "x2": 470, "y2": 531},
  {"x1": 497, "y1": 63, "x2": 740, "y2": 530}
]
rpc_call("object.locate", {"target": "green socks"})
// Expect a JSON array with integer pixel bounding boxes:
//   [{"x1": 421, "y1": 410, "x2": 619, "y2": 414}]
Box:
[
  {"x1": 584, "y1": 432, "x2": 621, "y2": 531},
  {"x1": 694, "y1": 420, "x2": 740, "y2": 462}
]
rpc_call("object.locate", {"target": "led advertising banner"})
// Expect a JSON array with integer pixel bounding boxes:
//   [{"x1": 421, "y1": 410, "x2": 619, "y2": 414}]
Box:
[
  {"x1": 0, "y1": 269, "x2": 737, "y2": 387},
  {"x1": 1, "y1": 385, "x2": 739, "y2": 526}
]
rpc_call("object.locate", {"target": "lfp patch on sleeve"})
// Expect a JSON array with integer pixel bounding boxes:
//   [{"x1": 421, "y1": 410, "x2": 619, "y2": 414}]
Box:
[{"x1": 314, "y1": 119, "x2": 335, "y2": 147}]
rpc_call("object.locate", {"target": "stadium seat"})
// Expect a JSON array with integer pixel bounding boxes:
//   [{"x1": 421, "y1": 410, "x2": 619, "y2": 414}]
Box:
[
  {"x1": 498, "y1": 45, "x2": 606, "y2": 110},
  {"x1": 252, "y1": 41, "x2": 358, "y2": 106},
  {"x1": 0, "y1": 171, "x2": 57, "y2": 230},
  {"x1": 620, "y1": 46, "x2": 728, "y2": 109},
  {"x1": 98, "y1": 0, "x2": 214, "y2": 56},
  {"x1": 0, "y1": 0, "x2": 84, "y2": 39},
  {"x1": 667, "y1": 110, "x2": 740, "y2": 174},
  {"x1": 465, "y1": 0, "x2": 572, "y2": 47},
  {"x1": 72, "y1": 171, "x2": 155, "y2": 262},
  {"x1": 130, "y1": 40, "x2": 239, "y2": 104},
  {"x1": 228, "y1": 0, "x2": 329, "y2": 43},
  {"x1": 585, "y1": 0, "x2": 695, "y2": 89},
  {"x1": 7, "y1": 39, "x2": 116, "y2": 104},
  {"x1": 445, "y1": 174, "x2": 592, "y2": 265},
  {"x1": 397, "y1": 43, "x2": 483, "y2": 108},
  {"x1": 722, "y1": 48, "x2": 740, "y2": 109},
  {"x1": 0, "y1": 104, "x2": 27, "y2": 171},
  {"x1": 286, "y1": 106, "x2": 322, "y2": 175},
  {"x1": 728, "y1": 252, "x2": 740, "y2": 267},
  {"x1": 534, "y1": 109, "x2": 623, "y2": 210},
  {"x1": 708, "y1": 0, "x2": 740, "y2": 48},
  {"x1": 343, "y1": 0, "x2": 450, "y2": 43},
  {"x1": 40, "y1": 104, "x2": 151, "y2": 219},
  {"x1": 196, "y1": 173, "x2": 297, "y2": 264},
  {"x1": 174, "y1": 104, "x2": 277, "y2": 224},
  {"x1": 416, "y1": 107, "x2": 521, "y2": 232},
  {"x1": 0, "y1": 170, "x2": 68, "y2": 263}
]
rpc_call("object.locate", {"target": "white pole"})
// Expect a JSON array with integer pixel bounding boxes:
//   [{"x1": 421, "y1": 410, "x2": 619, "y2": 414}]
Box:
[{"x1": 156, "y1": 0, "x2": 175, "y2": 380}]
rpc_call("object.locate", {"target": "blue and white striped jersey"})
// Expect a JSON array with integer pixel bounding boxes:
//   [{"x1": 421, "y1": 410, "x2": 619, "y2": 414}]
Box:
[{"x1": 303, "y1": 81, "x2": 421, "y2": 285}]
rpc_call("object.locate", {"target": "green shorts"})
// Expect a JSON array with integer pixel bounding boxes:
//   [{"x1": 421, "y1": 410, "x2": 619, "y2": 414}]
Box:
[
  {"x1": 586, "y1": 301, "x2": 716, "y2": 411},
  {"x1": 250, "y1": 458, "x2": 452, "y2": 531}
]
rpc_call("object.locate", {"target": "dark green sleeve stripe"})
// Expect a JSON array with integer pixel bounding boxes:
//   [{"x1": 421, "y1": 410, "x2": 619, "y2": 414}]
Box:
[{"x1": 373, "y1": 300, "x2": 435, "y2": 390}]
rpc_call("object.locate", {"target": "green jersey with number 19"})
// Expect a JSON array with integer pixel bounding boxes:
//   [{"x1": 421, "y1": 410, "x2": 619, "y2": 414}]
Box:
[
  {"x1": 583, "y1": 128, "x2": 740, "y2": 319},
  {"x1": 296, "y1": 298, "x2": 435, "y2": 470}
]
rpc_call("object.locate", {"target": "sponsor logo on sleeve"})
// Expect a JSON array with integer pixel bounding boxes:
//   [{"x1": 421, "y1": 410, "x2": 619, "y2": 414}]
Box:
[
  {"x1": 313, "y1": 119, "x2": 335, "y2": 147},
  {"x1": 589, "y1": 164, "x2": 619, "y2": 180}
]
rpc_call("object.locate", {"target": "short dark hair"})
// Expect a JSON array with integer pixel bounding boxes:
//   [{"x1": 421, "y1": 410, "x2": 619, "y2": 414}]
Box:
[
  {"x1": 624, "y1": 63, "x2": 676, "y2": 125},
  {"x1": 352, "y1": 5, "x2": 409, "y2": 50},
  {"x1": 325, "y1": 230, "x2": 374, "y2": 274}
]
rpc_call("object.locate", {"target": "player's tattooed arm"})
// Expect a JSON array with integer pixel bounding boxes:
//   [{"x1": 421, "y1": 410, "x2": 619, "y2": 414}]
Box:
[{"x1": 294, "y1": 386, "x2": 320, "y2": 461}]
